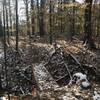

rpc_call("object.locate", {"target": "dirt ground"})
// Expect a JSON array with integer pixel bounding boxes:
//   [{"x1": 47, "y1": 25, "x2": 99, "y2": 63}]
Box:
[{"x1": 1, "y1": 36, "x2": 99, "y2": 100}]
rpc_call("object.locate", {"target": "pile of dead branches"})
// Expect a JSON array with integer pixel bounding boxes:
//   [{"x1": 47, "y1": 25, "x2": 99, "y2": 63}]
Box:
[
  {"x1": 0, "y1": 48, "x2": 34, "y2": 95},
  {"x1": 44, "y1": 46, "x2": 97, "y2": 86}
]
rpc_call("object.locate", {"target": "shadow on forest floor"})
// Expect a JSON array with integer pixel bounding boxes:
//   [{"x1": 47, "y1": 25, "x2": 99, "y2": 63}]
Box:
[{"x1": 0, "y1": 36, "x2": 99, "y2": 100}]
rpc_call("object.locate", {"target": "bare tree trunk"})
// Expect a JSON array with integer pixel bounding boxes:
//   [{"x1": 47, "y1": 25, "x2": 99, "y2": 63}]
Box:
[
  {"x1": 3, "y1": 1, "x2": 11, "y2": 100},
  {"x1": 25, "y1": 0, "x2": 30, "y2": 37},
  {"x1": 49, "y1": 0, "x2": 53, "y2": 44},
  {"x1": 60, "y1": 0, "x2": 63, "y2": 33},
  {"x1": 0, "y1": 15, "x2": 3, "y2": 37},
  {"x1": 83, "y1": 0, "x2": 96, "y2": 49},
  {"x1": 9, "y1": 0, "x2": 13, "y2": 36},
  {"x1": 5, "y1": 5, "x2": 10, "y2": 45},
  {"x1": 0, "y1": 16, "x2": 3, "y2": 91},
  {"x1": 71, "y1": 0, "x2": 75, "y2": 41},
  {"x1": 0, "y1": 76, "x2": 2, "y2": 90},
  {"x1": 31, "y1": 0, "x2": 35, "y2": 35},
  {"x1": 15, "y1": 0, "x2": 19, "y2": 51},
  {"x1": 39, "y1": 0, "x2": 46, "y2": 37},
  {"x1": 84, "y1": 0, "x2": 92, "y2": 41},
  {"x1": 36, "y1": 0, "x2": 40, "y2": 34},
  {"x1": 3, "y1": 1, "x2": 7, "y2": 85}
]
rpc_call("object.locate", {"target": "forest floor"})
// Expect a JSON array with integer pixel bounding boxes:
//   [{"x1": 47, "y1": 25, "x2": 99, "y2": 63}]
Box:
[{"x1": 0, "y1": 36, "x2": 100, "y2": 100}]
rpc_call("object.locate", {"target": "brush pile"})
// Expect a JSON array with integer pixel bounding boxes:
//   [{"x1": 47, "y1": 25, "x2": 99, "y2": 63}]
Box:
[{"x1": 0, "y1": 48, "x2": 34, "y2": 95}]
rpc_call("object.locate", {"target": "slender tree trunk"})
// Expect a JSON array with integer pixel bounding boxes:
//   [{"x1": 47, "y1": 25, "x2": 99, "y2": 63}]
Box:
[
  {"x1": 71, "y1": 0, "x2": 75, "y2": 41},
  {"x1": 96, "y1": 4, "x2": 100, "y2": 37},
  {"x1": 60, "y1": 0, "x2": 63, "y2": 33},
  {"x1": 83, "y1": 0, "x2": 96, "y2": 49},
  {"x1": 3, "y1": 2, "x2": 11, "y2": 100},
  {"x1": 9, "y1": 0, "x2": 13, "y2": 36},
  {"x1": 84, "y1": 0, "x2": 92, "y2": 43},
  {"x1": 39, "y1": 0, "x2": 46, "y2": 37},
  {"x1": 3, "y1": 1, "x2": 7, "y2": 87},
  {"x1": 5, "y1": 6, "x2": 10, "y2": 44},
  {"x1": 49, "y1": 0, "x2": 53, "y2": 44},
  {"x1": 0, "y1": 16, "x2": 3, "y2": 90},
  {"x1": 15, "y1": 0, "x2": 19, "y2": 51},
  {"x1": 0, "y1": 15, "x2": 3, "y2": 37},
  {"x1": 25, "y1": 0, "x2": 30, "y2": 37},
  {"x1": 0, "y1": 76, "x2": 2, "y2": 90},
  {"x1": 31, "y1": 0, "x2": 35, "y2": 35},
  {"x1": 37, "y1": 0, "x2": 40, "y2": 34}
]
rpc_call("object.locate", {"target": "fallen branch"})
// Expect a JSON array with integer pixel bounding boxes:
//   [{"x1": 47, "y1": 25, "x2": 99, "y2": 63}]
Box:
[
  {"x1": 68, "y1": 52, "x2": 81, "y2": 66},
  {"x1": 20, "y1": 86, "x2": 25, "y2": 95}
]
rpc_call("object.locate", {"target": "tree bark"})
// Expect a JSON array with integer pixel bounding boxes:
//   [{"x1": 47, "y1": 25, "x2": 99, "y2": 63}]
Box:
[
  {"x1": 25, "y1": 0, "x2": 30, "y2": 37},
  {"x1": 5, "y1": 5, "x2": 10, "y2": 44},
  {"x1": 31, "y1": 0, "x2": 35, "y2": 35},
  {"x1": 83, "y1": 0, "x2": 96, "y2": 49},
  {"x1": 39, "y1": 0, "x2": 46, "y2": 37},
  {"x1": 71, "y1": 0, "x2": 75, "y2": 41},
  {"x1": 49, "y1": 0, "x2": 53, "y2": 45},
  {"x1": 15, "y1": 0, "x2": 19, "y2": 51},
  {"x1": 9, "y1": 0, "x2": 13, "y2": 36}
]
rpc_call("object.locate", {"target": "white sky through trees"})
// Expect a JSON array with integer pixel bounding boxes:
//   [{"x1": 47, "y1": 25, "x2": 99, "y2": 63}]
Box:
[{"x1": 18, "y1": 0, "x2": 100, "y2": 18}]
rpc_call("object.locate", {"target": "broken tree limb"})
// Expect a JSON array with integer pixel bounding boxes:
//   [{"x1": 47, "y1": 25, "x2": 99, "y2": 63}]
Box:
[
  {"x1": 20, "y1": 86, "x2": 25, "y2": 95},
  {"x1": 32, "y1": 64, "x2": 41, "y2": 100},
  {"x1": 64, "y1": 63, "x2": 73, "y2": 81},
  {"x1": 68, "y1": 52, "x2": 81, "y2": 66}
]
